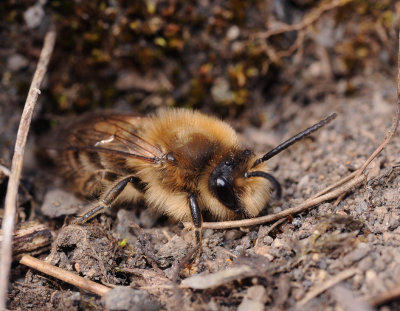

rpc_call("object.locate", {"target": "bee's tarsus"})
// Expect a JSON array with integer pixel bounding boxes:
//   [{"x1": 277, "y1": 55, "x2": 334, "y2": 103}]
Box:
[
  {"x1": 78, "y1": 176, "x2": 142, "y2": 223},
  {"x1": 77, "y1": 204, "x2": 106, "y2": 223}
]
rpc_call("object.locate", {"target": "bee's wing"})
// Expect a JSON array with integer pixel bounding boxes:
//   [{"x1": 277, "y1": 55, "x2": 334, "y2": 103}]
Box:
[{"x1": 64, "y1": 113, "x2": 164, "y2": 164}]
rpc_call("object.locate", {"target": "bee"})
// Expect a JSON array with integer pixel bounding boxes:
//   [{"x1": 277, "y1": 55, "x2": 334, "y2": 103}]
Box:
[{"x1": 55, "y1": 109, "x2": 336, "y2": 242}]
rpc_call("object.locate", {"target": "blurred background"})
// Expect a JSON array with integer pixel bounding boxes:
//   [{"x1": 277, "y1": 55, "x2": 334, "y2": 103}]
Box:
[{"x1": 1, "y1": 1, "x2": 398, "y2": 122}]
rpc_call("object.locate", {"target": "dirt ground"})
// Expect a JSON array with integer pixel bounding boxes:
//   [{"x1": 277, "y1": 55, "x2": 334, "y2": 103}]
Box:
[{"x1": 2, "y1": 1, "x2": 400, "y2": 311}]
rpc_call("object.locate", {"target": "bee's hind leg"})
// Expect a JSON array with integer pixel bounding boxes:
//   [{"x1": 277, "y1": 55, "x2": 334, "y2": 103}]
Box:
[
  {"x1": 188, "y1": 194, "x2": 202, "y2": 244},
  {"x1": 74, "y1": 176, "x2": 141, "y2": 224}
]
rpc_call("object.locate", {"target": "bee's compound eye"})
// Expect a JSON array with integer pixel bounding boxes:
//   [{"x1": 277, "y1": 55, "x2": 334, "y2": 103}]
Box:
[{"x1": 215, "y1": 177, "x2": 236, "y2": 211}]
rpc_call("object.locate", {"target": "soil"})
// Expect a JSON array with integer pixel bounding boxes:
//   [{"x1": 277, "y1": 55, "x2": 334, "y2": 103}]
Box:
[{"x1": 1, "y1": 1, "x2": 400, "y2": 311}]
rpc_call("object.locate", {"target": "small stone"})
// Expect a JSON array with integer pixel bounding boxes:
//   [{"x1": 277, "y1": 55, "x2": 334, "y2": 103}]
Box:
[
  {"x1": 238, "y1": 285, "x2": 267, "y2": 311},
  {"x1": 271, "y1": 238, "x2": 286, "y2": 248},
  {"x1": 211, "y1": 78, "x2": 234, "y2": 103},
  {"x1": 103, "y1": 287, "x2": 160, "y2": 311},
  {"x1": 237, "y1": 299, "x2": 264, "y2": 311},
  {"x1": 355, "y1": 200, "x2": 369, "y2": 214},
  {"x1": 24, "y1": 4, "x2": 45, "y2": 29},
  {"x1": 254, "y1": 245, "x2": 272, "y2": 259},
  {"x1": 342, "y1": 243, "x2": 370, "y2": 266},
  {"x1": 226, "y1": 25, "x2": 240, "y2": 41},
  {"x1": 157, "y1": 235, "x2": 189, "y2": 259},
  {"x1": 293, "y1": 269, "x2": 304, "y2": 281},
  {"x1": 292, "y1": 287, "x2": 305, "y2": 301},
  {"x1": 7, "y1": 54, "x2": 29, "y2": 72},
  {"x1": 297, "y1": 175, "x2": 310, "y2": 192},
  {"x1": 358, "y1": 256, "x2": 373, "y2": 271},
  {"x1": 41, "y1": 189, "x2": 82, "y2": 217},
  {"x1": 388, "y1": 214, "x2": 400, "y2": 231},
  {"x1": 203, "y1": 229, "x2": 214, "y2": 238},
  {"x1": 365, "y1": 269, "x2": 378, "y2": 288},
  {"x1": 247, "y1": 285, "x2": 268, "y2": 303},
  {"x1": 263, "y1": 236, "x2": 273, "y2": 245},
  {"x1": 224, "y1": 230, "x2": 244, "y2": 240}
]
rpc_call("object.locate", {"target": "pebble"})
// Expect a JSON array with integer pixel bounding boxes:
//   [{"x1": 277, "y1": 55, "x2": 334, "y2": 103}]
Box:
[
  {"x1": 293, "y1": 269, "x2": 304, "y2": 281},
  {"x1": 103, "y1": 287, "x2": 160, "y2": 311},
  {"x1": 211, "y1": 78, "x2": 234, "y2": 103},
  {"x1": 272, "y1": 238, "x2": 287, "y2": 249},
  {"x1": 224, "y1": 229, "x2": 243, "y2": 240},
  {"x1": 358, "y1": 256, "x2": 373, "y2": 271},
  {"x1": 263, "y1": 236, "x2": 273, "y2": 245},
  {"x1": 7, "y1": 54, "x2": 29, "y2": 71},
  {"x1": 342, "y1": 243, "x2": 370, "y2": 266},
  {"x1": 237, "y1": 285, "x2": 267, "y2": 311},
  {"x1": 365, "y1": 270, "x2": 378, "y2": 289},
  {"x1": 355, "y1": 200, "x2": 369, "y2": 214},
  {"x1": 226, "y1": 25, "x2": 240, "y2": 41},
  {"x1": 388, "y1": 213, "x2": 400, "y2": 231},
  {"x1": 41, "y1": 189, "x2": 82, "y2": 217},
  {"x1": 24, "y1": 3, "x2": 45, "y2": 29}
]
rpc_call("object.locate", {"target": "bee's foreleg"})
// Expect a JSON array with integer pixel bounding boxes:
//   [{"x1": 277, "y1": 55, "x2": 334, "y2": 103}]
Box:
[
  {"x1": 188, "y1": 194, "x2": 202, "y2": 244},
  {"x1": 75, "y1": 176, "x2": 139, "y2": 224}
]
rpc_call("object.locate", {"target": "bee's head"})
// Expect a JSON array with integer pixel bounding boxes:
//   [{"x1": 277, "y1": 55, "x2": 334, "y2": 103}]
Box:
[
  {"x1": 208, "y1": 149, "x2": 280, "y2": 218},
  {"x1": 207, "y1": 113, "x2": 337, "y2": 219}
]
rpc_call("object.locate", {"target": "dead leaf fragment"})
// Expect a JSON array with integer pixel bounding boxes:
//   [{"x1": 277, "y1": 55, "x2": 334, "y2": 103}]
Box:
[{"x1": 181, "y1": 265, "x2": 253, "y2": 289}]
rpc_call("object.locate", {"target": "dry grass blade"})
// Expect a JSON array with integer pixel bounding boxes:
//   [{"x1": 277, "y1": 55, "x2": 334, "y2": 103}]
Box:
[
  {"x1": 200, "y1": 174, "x2": 365, "y2": 230},
  {"x1": 0, "y1": 30, "x2": 56, "y2": 311},
  {"x1": 20, "y1": 255, "x2": 111, "y2": 296},
  {"x1": 180, "y1": 265, "x2": 253, "y2": 290},
  {"x1": 296, "y1": 268, "x2": 359, "y2": 307},
  {"x1": 252, "y1": 0, "x2": 353, "y2": 40}
]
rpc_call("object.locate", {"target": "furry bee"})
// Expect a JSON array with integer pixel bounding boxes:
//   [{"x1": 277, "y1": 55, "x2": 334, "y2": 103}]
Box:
[{"x1": 56, "y1": 109, "x2": 336, "y2": 242}]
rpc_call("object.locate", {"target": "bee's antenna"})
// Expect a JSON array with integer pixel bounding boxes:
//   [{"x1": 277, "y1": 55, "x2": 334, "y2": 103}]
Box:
[
  {"x1": 252, "y1": 113, "x2": 337, "y2": 168},
  {"x1": 245, "y1": 171, "x2": 282, "y2": 199}
]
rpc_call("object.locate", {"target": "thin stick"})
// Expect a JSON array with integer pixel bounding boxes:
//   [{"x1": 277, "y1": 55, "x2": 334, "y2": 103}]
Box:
[
  {"x1": 311, "y1": 170, "x2": 359, "y2": 199},
  {"x1": 296, "y1": 268, "x2": 358, "y2": 307},
  {"x1": 0, "y1": 164, "x2": 11, "y2": 177},
  {"x1": 0, "y1": 30, "x2": 56, "y2": 311},
  {"x1": 252, "y1": 0, "x2": 353, "y2": 40},
  {"x1": 20, "y1": 255, "x2": 110, "y2": 296},
  {"x1": 264, "y1": 217, "x2": 287, "y2": 235},
  {"x1": 199, "y1": 174, "x2": 365, "y2": 230}
]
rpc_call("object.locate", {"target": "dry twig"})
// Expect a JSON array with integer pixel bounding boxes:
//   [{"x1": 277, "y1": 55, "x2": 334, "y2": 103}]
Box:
[
  {"x1": 296, "y1": 268, "x2": 359, "y2": 307},
  {"x1": 0, "y1": 30, "x2": 56, "y2": 311},
  {"x1": 249, "y1": 0, "x2": 353, "y2": 65},
  {"x1": 0, "y1": 220, "x2": 52, "y2": 261},
  {"x1": 20, "y1": 255, "x2": 111, "y2": 296},
  {"x1": 253, "y1": 0, "x2": 353, "y2": 40},
  {"x1": 199, "y1": 174, "x2": 365, "y2": 230}
]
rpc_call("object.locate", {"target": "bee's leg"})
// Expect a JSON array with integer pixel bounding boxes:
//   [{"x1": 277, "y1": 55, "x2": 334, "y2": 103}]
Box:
[
  {"x1": 188, "y1": 194, "x2": 202, "y2": 244},
  {"x1": 75, "y1": 176, "x2": 139, "y2": 224}
]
